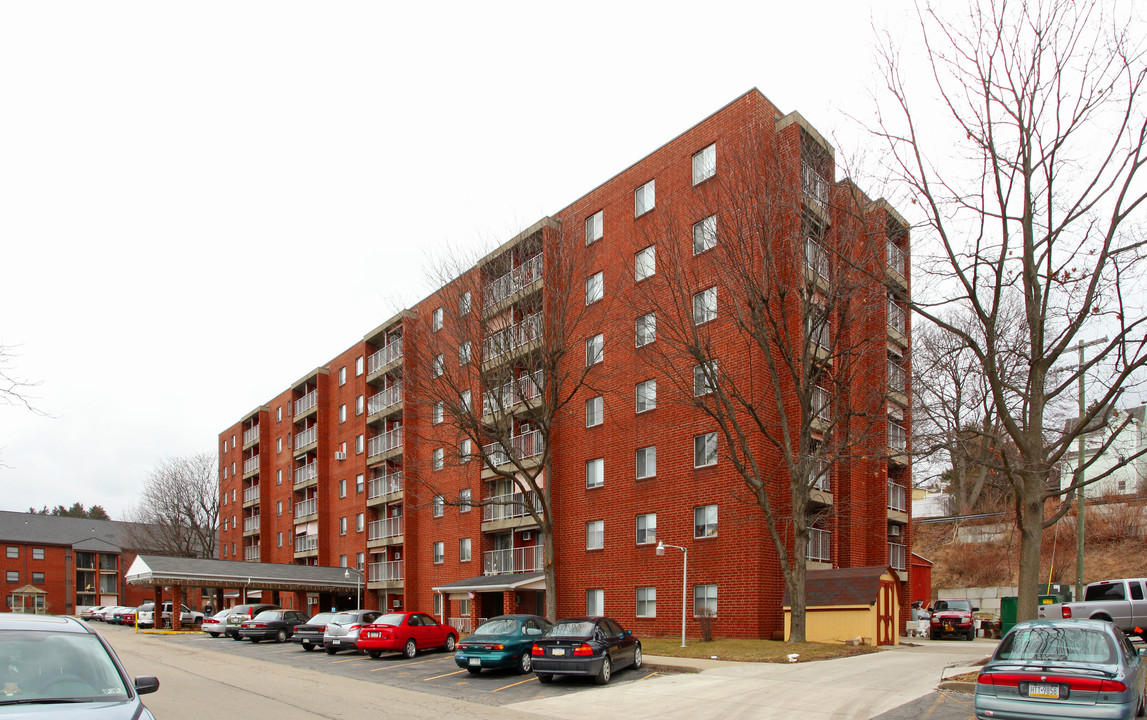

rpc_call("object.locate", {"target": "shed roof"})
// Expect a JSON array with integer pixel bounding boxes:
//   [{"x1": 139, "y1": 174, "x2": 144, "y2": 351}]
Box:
[
  {"x1": 432, "y1": 573, "x2": 545, "y2": 594},
  {"x1": 782, "y1": 566, "x2": 900, "y2": 607}
]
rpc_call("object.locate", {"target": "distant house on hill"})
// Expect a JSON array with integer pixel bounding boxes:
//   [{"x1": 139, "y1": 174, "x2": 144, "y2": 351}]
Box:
[{"x1": 1060, "y1": 404, "x2": 1146, "y2": 497}]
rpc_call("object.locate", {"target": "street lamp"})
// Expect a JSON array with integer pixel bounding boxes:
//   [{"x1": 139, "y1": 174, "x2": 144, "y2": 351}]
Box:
[
  {"x1": 656, "y1": 540, "x2": 687, "y2": 648},
  {"x1": 344, "y1": 567, "x2": 363, "y2": 609}
]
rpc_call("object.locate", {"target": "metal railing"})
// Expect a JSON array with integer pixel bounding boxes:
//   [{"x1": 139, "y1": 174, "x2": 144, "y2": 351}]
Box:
[
  {"x1": 295, "y1": 390, "x2": 317, "y2": 416},
  {"x1": 888, "y1": 422, "x2": 907, "y2": 453},
  {"x1": 368, "y1": 471, "x2": 403, "y2": 499},
  {"x1": 808, "y1": 528, "x2": 831, "y2": 562},
  {"x1": 368, "y1": 426, "x2": 403, "y2": 458},
  {"x1": 243, "y1": 515, "x2": 260, "y2": 533},
  {"x1": 294, "y1": 425, "x2": 317, "y2": 450},
  {"x1": 367, "y1": 339, "x2": 403, "y2": 374},
  {"x1": 295, "y1": 497, "x2": 317, "y2": 519},
  {"x1": 482, "y1": 372, "x2": 542, "y2": 415},
  {"x1": 888, "y1": 481, "x2": 907, "y2": 512},
  {"x1": 243, "y1": 485, "x2": 259, "y2": 503},
  {"x1": 887, "y1": 242, "x2": 907, "y2": 277},
  {"x1": 294, "y1": 534, "x2": 318, "y2": 553},
  {"x1": 243, "y1": 456, "x2": 260, "y2": 475},
  {"x1": 888, "y1": 299, "x2": 906, "y2": 335},
  {"x1": 888, "y1": 360, "x2": 906, "y2": 393},
  {"x1": 294, "y1": 460, "x2": 318, "y2": 485},
  {"x1": 483, "y1": 545, "x2": 542, "y2": 576},
  {"x1": 244, "y1": 545, "x2": 260, "y2": 561},
  {"x1": 368, "y1": 560, "x2": 403, "y2": 583},
  {"x1": 483, "y1": 313, "x2": 543, "y2": 363},
  {"x1": 806, "y1": 314, "x2": 830, "y2": 351},
  {"x1": 368, "y1": 383, "x2": 403, "y2": 415},
  {"x1": 812, "y1": 385, "x2": 831, "y2": 424},
  {"x1": 482, "y1": 429, "x2": 544, "y2": 467},
  {"x1": 483, "y1": 253, "x2": 544, "y2": 308},
  {"x1": 243, "y1": 425, "x2": 259, "y2": 446},
  {"x1": 801, "y1": 162, "x2": 829, "y2": 210},
  {"x1": 889, "y1": 542, "x2": 907, "y2": 571},
  {"x1": 810, "y1": 457, "x2": 830, "y2": 493},
  {"x1": 805, "y1": 237, "x2": 830, "y2": 280},
  {"x1": 482, "y1": 490, "x2": 542, "y2": 522},
  {"x1": 367, "y1": 515, "x2": 403, "y2": 541},
  {"x1": 449, "y1": 617, "x2": 473, "y2": 634}
]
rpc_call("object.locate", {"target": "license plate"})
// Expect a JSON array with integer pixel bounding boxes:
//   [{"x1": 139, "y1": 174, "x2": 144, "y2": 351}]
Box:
[
  {"x1": 365, "y1": 632, "x2": 377, "y2": 638},
  {"x1": 469, "y1": 658, "x2": 481, "y2": 666},
  {"x1": 1028, "y1": 684, "x2": 1060, "y2": 699},
  {"x1": 551, "y1": 648, "x2": 565, "y2": 656}
]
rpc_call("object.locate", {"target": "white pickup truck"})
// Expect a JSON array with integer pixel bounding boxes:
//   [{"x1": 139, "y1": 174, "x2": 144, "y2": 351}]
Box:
[
  {"x1": 1037, "y1": 578, "x2": 1147, "y2": 636},
  {"x1": 136, "y1": 602, "x2": 205, "y2": 629}
]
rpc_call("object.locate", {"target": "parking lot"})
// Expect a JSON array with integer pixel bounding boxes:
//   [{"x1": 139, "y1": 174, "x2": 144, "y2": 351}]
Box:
[{"x1": 98, "y1": 622, "x2": 668, "y2": 707}]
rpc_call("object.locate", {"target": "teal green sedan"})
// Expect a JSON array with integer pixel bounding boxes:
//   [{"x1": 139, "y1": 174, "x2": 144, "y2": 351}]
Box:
[{"x1": 454, "y1": 615, "x2": 552, "y2": 674}]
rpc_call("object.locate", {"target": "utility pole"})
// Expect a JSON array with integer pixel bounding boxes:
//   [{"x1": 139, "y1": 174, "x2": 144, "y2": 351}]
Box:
[{"x1": 1074, "y1": 337, "x2": 1107, "y2": 602}]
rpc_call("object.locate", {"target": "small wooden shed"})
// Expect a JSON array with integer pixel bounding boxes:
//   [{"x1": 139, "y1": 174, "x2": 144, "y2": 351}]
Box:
[
  {"x1": 783, "y1": 566, "x2": 901, "y2": 646},
  {"x1": 910, "y1": 553, "x2": 934, "y2": 606}
]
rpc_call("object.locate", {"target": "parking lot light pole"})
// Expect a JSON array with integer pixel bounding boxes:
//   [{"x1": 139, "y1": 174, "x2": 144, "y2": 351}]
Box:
[
  {"x1": 656, "y1": 541, "x2": 687, "y2": 648},
  {"x1": 345, "y1": 567, "x2": 363, "y2": 608}
]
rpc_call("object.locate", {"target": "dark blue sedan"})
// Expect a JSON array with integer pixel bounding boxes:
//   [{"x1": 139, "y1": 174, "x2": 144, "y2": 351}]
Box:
[
  {"x1": 530, "y1": 616, "x2": 641, "y2": 685},
  {"x1": 454, "y1": 615, "x2": 552, "y2": 674}
]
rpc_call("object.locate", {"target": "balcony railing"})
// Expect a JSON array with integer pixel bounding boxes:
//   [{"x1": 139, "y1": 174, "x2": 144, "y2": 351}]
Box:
[
  {"x1": 887, "y1": 242, "x2": 907, "y2": 277},
  {"x1": 888, "y1": 481, "x2": 907, "y2": 512},
  {"x1": 368, "y1": 383, "x2": 403, "y2": 416},
  {"x1": 294, "y1": 534, "x2": 318, "y2": 553},
  {"x1": 243, "y1": 425, "x2": 259, "y2": 446},
  {"x1": 368, "y1": 560, "x2": 403, "y2": 583},
  {"x1": 244, "y1": 545, "x2": 260, "y2": 561},
  {"x1": 805, "y1": 237, "x2": 830, "y2": 281},
  {"x1": 483, "y1": 313, "x2": 543, "y2": 363},
  {"x1": 294, "y1": 460, "x2": 318, "y2": 485},
  {"x1": 368, "y1": 426, "x2": 403, "y2": 458},
  {"x1": 295, "y1": 390, "x2": 317, "y2": 416},
  {"x1": 368, "y1": 471, "x2": 403, "y2": 500},
  {"x1": 367, "y1": 516, "x2": 404, "y2": 541},
  {"x1": 367, "y1": 339, "x2": 403, "y2": 374},
  {"x1": 482, "y1": 429, "x2": 544, "y2": 467},
  {"x1": 888, "y1": 361, "x2": 906, "y2": 393},
  {"x1": 243, "y1": 456, "x2": 260, "y2": 475},
  {"x1": 482, "y1": 372, "x2": 542, "y2": 416},
  {"x1": 889, "y1": 542, "x2": 907, "y2": 571},
  {"x1": 810, "y1": 457, "x2": 830, "y2": 493},
  {"x1": 801, "y1": 162, "x2": 829, "y2": 210},
  {"x1": 294, "y1": 425, "x2": 317, "y2": 450},
  {"x1": 449, "y1": 617, "x2": 473, "y2": 634},
  {"x1": 483, "y1": 545, "x2": 542, "y2": 576},
  {"x1": 888, "y1": 422, "x2": 907, "y2": 454},
  {"x1": 812, "y1": 385, "x2": 831, "y2": 424},
  {"x1": 295, "y1": 497, "x2": 317, "y2": 519},
  {"x1": 483, "y1": 253, "x2": 544, "y2": 308},
  {"x1": 806, "y1": 314, "x2": 830, "y2": 352},
  {"x1": 482, "y1": 490, "x2": 542, "y2": 522},
  {"x1": 888, "y1": 299, "x2": 906, "y2": 335},
  {"x1": 243, "y1": 485, "x2": 260, "y2": 504},
  {"x1": 807, "y1": 528, "x2": 831, "y2": 562},
  {"x1": 243, "y1": 515, "x2": 260, "y2": 533}
]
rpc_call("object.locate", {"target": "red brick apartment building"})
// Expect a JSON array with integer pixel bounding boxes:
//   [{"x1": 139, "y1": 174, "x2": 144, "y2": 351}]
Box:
[{"x1": 218, "y1": 89, "x2": 912, "y2": 639}]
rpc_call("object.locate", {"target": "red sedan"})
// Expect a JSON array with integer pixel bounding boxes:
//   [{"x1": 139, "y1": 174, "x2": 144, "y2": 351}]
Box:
[{"x1": 356, "y1": 612, "x2": 458, "y2": 659}]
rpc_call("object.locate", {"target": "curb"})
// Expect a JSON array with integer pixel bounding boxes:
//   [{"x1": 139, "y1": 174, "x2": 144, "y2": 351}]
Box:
[
  {"x1": 938, "y1": 681, "x2": 976, "y2": 693},
  {"x1": 643, "y1": 661, "x2": 703, "y2": 674}
]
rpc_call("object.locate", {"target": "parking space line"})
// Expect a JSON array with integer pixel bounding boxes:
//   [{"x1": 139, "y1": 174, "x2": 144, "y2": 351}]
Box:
[
  {"x1": 638, "y1": 671, "x2": 661, "y2": 681},
  {"x1": 369, "y1": 656, "x2": 449, "y2": 672},
  {"x1": 424, "y1": 669, "x2": 467, "y2": 681},
  {"x1": 329, "y1": 656, "x2": 372, "y2": 664},
  {"x1": 491, "y1": 676, "x2": 538, "y2": 692}
]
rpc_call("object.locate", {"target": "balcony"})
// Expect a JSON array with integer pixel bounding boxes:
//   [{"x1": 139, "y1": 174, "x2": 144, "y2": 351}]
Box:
[
  {"x1": 367, "y1": 383, "x2": 403, "y2": 420},
  {"x1": 801, "y1": 162, "x2": 829, "y2": 213},
  {"x1": 887, "y1": 242, "x2": 907, "y2": 287},
  {"x1": 483, "y1": 313, "x2": 542, "y2": 365},
  {"x1": 243, "y1": 515, "x2": 260, "y2": 534},
  {"x1": 810, "y1": 457, "x2": 831, "y2": 495},
  {"x1": 294, "y1": 460, "x2": 318, "y2": 487},
  {"x1": 293, "y1": 425, "x2": 318, "y2": 456},
  {"x1": 482, "y1": 372, "x2": 542, "y2": 417},
  {"x1": 368, "y1": 559, "x2": 403, "y2": 585},
  {"x1": 367, "y1": 516, "x2": 404, "y2": 547},
  {"x1": 242, "y1": 485, "x2": 260, "y2": 505},
  {"x1": 242, "y1": 456, "x2": 260, "y2": 477},
  {"x1": 294, "y1": 497, "x2": 317, "y2": 521},
  {"x1": 481, "y1": 429, "x2": 544, "y2": 476},
  {"x1": 888, "y1": 422, "x2": 908, "y2": 465},
  {"x1": 483, "y1": 545, "x2": 542, "y2": 576},
  {"x1": 243, "y1": 425, "x2": 259, "y2": 448},
  {"x1": 888, "y1": 299, "x2": 907, "y2": 346},
  {"x1": 804, "y1": 237, "x2": 830, "y2": 288},
  {"x1": 244, "y1": 544, "x2": 260, "y2": 562},
  {"x1": 888, "y1": 360, "x2": 907, "y2": 405},
  {"x1": 294, "y1": 389, "x2": 318, "y2": 420},
  {"x1": 367, "y1": 426, "x2": 403, "y2": 463},
  {"x1": 483, "y1": 253, "x2": 543, "y2": 310},
  {"x1": 887, "y1": 481, "x2": 907, "y2": 512},
  {"x1": 889, "y1": 542, "x2": 907, "y2": 571},
  {"x1": 807, "y1": 528, "x2": 831, "y2": 564},
  {"x1": 806, "y1": 314, "x2": 830, "y2": 360},
  {"x1": 811, "y1": 385, "x2": 831, "y2": 431},
  {"x1": 294, "y1": 534, "x2": 318, "y2": 555},
  {"x1": 481, "y1": 490, "x2": 542, "y2": 531},
  {"x1": 367, "y1": 339, "x2": 403, "y2": 379},
  {"x1": 367, "y1": 471, "x2": 403, "y2": 505}
]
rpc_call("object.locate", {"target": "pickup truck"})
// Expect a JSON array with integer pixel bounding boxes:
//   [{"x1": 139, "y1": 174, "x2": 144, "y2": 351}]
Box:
[
  {"x1": 136, "y1": 602, "x2": 205, "y2": 629},
  {"x1": 1037, "y1": 578, "x2": 1147, "y2": 636}
]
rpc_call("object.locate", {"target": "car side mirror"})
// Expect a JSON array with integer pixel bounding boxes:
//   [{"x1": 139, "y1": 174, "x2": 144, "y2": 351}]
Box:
[
  {"x1": 624, "y1": 629, "x2": 632, "y2": 637},
  {"x1": 134, "y1": 676, "x2": 160, "y2": 695},
  {"x1": 973, "y1": 607, "x2": 980, "y2": 613},
  {"x1": 926, "y1": 607, "x2": 933, "y2": 613}
]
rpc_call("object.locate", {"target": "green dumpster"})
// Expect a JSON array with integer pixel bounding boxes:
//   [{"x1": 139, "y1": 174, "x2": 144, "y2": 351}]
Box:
[{"x1": 1001, "y1": 596, "x2": 1018, "y2": 636}]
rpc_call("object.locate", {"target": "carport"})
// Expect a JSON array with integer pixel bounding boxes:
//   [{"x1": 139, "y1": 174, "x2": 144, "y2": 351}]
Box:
[
  {"x1": 433, "y1": 572, "x2": 545, "y2": 633},
  {"x1": 125, "y1": 555, "x2": 363, "y2": 630}
]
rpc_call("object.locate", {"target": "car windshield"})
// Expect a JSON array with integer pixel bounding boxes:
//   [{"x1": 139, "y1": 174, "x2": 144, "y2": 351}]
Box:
[
  {"x1": 373, "y1": 614, "x2": 406, "y2": 627},
  {"x1": 933, "y1": 600, "x2": 971, "y2": 612},
  {"x1": 253, "y1": 611, "x2": 281, "y2": 621},
  {"x1": 473, "y1": 618, "x2": 520, "y2": 636},
  {"x1": 996, "y1": 626, "x2": 1117, "y2": 664},
  {"x1": 210, "y1": 610, "x2": 230, "y2": 620},
  {"x1": 0, "y1": 631, "x2": 130, "y2": 704},
  {"x1": 306, "y1": 613, "x2": 335, "y2": 625},
  {"x1": 331, "y1": 612, "x2": 362, "y2": 625},
  {"x1": 548, "y1": 621, "x2": 595, "y2": 638}
]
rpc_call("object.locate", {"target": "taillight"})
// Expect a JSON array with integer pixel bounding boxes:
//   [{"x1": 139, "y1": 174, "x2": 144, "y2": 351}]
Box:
[
  {"x1": 574, "y1": 643, "x2": 594, "y2": 656},
  {"x1": 493, "y1": 644, "x2": 505, "y2": 650},
  {"x1": 531, "y1": 644, "x2": 544, "y2": 656},
  {"x1": 349, "y1": 624, "x2": 362, "y2": 631},
  {"x1": 978, "y1": 673, "x2": 1127, "y2": 693}
]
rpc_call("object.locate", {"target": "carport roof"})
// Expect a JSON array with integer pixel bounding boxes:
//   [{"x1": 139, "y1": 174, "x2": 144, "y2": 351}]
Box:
[
  {"x1": 125, "y1": 554, "x2": 362, "y2": 593},
  {"x1": 432, "y1": 572, "x2": 545, "y2": 594}
]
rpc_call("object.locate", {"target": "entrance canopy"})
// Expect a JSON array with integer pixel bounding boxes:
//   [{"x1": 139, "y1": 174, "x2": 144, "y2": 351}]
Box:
[
  {"x1": 432, "y1": 572, "x2": 544, "y2": 596},
  {"x1": 125, "y1": 555, "x2": 362, "y2": 593}
]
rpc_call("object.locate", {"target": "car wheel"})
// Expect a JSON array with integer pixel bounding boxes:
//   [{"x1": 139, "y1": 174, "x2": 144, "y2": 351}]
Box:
[
  {"x1": 595, "y1": 656, "x2": 612, "y2": 685},
  {"x1": 325, "y1": 646, "x2": 337, "y2": 655},
  {"x1": 404, "y1": 639, "x2": 417, "y2": 659},
  {"x1": 276, "y1": 629, "x2": 288, "y2": 643},
  {"x1": 537, "y1": 673, "x2": 553, "y2": 684},
  {"x1": 444, "y1": 635, "x2": 457, "y2": 652},
  {"x1": 368, "y1": 650, "x2": 381, "y2": 659},
  {"x1": 302, "y1": 642, "x2": 314, "y2": 652},
  {"x1": 231, "y1": 634, "x2": 243, "y2": 641},
  {"x1": 966, "y1": 629, "x2": 975, "y2": 641},
  {"x1": 632, "y1": 643, "x2": 642, "y2": 670},
  {"x1": 208, "y1": 632, "x2": 220, "y2": 638},
  {"x1": 929, "y1": 629, "x2": 939, "y2": 641},
  {"x1": 518, "y1": 653, "x2": 532, "y2": 674},
  {"x1": 1137, "y1": 686, "x2": 1145, "y2": 717},
  {"x1": 467, "y1": 667, "x2": 482, "y2": 675}
]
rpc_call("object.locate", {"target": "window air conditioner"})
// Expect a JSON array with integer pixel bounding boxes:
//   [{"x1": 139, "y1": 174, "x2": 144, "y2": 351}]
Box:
[
  {"x1": 521, "y1": 531, "x2": 533, "y2": 541},
  {"x1": 394, "y1": 551, "x2": 401, "y2": 560},
  {"x1": 889, "y1": 525, "x2": 901, "y2": 537},
  {"x1": 335, "y1": 451, "x2": 346, "y2": 461},
  {"x1": 393, "y1": 599, "x2": 402, "y2": 608}
]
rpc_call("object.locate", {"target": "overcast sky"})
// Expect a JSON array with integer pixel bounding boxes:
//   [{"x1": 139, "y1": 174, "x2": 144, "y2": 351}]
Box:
[{"x1": 0, "y1": 1, "x2": 937, "y2": 518}]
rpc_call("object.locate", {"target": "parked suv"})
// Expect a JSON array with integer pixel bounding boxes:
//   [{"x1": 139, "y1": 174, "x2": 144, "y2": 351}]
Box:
[
  {"x1": 224, "y1": 604, "x2": 281, "y2": 640},
  {"x1": 137, "y1": 602, "x2": 205, "y2": 629}
]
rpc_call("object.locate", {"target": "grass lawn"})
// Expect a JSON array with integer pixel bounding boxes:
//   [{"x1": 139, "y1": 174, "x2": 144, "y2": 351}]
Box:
[{"x1": 640, "y1": 637, "x2": 881, "y2": 663}]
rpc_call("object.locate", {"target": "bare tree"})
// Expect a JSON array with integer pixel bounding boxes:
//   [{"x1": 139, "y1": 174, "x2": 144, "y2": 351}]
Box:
[
  {"x1": 125, "y1": 453, "x2": 218, "y2": 557},
  {"x1": 873, "y1": 0, "x2": 1147, "y2": 620},
  {"x1": 406, "y1": 219, "x2": 614, "y2": 622},
  {"x1": 0, "y1": 344, "x2": 39, "y2": 412}
]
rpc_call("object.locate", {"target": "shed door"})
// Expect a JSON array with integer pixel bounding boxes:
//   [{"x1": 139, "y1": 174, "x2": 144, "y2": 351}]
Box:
[{"x1": 877, "y1": 580, "x2": 897, "y2": 645}]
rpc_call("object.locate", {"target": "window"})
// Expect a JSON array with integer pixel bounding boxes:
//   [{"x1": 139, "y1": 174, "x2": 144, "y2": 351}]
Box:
[
  {"x1": 460, "y1": 390, "x2": 471, "y2": 412},
  {"x1": 277, "y1": 532, "x2": 283, "y2": 547},
  {"x1": 459, "y1": 341, "x2": 471, "y2": 365},
  {"x1": 586, "y1": 521, "x2": 604, "y2": 550},
  {"x1": 433, "y1": 307, "x2": 443, "y2": 331},
  {"x1": 277, "y1": 500, "x2": 282, "y2": 517},
  {"x1": 31, "y1": 548, "x2": 43, "y2": 561},
  {"x1": 339, "y1": 479, "x2": 347, "y2": 498},
  {"x1": 694, "y1": 584, "x2": 718, "y2": 617},
  {"x1": 433, "y1": 402, "x2": 444, "y2": 424},
  {"x1": 695, "y1": 432, "x2": 718, "y2": 468},
  {"x1": 586, "y1": 334, "x2": 604, "y2": 366},
  {"x1": 636, "y1": 587, "x2": 657, "y2": 618},
  {"x1": 277, "y1": 406, "x2": 282, "y2": 422},
  {"x1": 635, "y1": 246, "x2": 656, "y2": 281},
  {"x1": 433, "y1": 542, "x2": 444, "y2": 564},
  {"x1": 694, "y1": 505, "x2": 718, "y2": 538},
  {"x1": 635, "y1": 179, "x2": 655, "y2": 216},
  {"x1": 586, "y1": 396, "x2": 603, "y2": 427},
  {"x1": 459, "y1": 291, "x2": 472, "y2": 315},
  {"x1": 693, "y1": 287, "x2": 717, "y2": 325},
  {"x1": 433, "y1": 495, "x2": 444, "y2": 517},
  {"x1": 340, "y1": 555, "x2": 348, "y2": 568},
  {"x1": 636, "y1": 446, "x2": 657, "y2": 479},
  {"x1": 432, "y1": 354, "x2": 444, "y2": 377},
  {"x1": 433, "y1": 449, "x2": 444, "y2": 472},
  {"x1": 222, "y1": 518, "x2": 228, "y2": 532},
  {"x1": 357, "y1": 552, "x2": 364, "y2": 570},
  {"x1": 636, "y1": 379, "x2": 657, "y2": 412},
  {"x1": 339, "y1": 367, "x2": 347, "y2": 386},
  {"x1": 585, "y1": 210, "x2": 603, "y2": 244},
  {"x1": 586, "y1": 271, "x2": 603, "y2": 305},
  {"x1": 460, "y1": 439, "x2": 473, "y2": 463},
  {"x1": 6, "y1": 571, "x2": 17, "y2": 583},
  {"x1": 339, "y1": 517, "x2": 347, "y2": 536},
  {"x1": 586, "y1": 589, "x2": 604, "y2": 616},
  {"x1": 6, "y1": 547, "x2": 16, "y2": 559},
  {"x1": 356, "y1": 473, "x2": 364, "y2": 493},
  {"x1": 636, "y1": 513, "x2": 657, "y2": 545},
  {"x1": 694, "y1": 361, "x2": 717, "y2": 396},
  {"x1": 586, "y1": 458, "x2": 604, "y2": 489},
  {"x1": 692, "y1": 143, "x2": 716, "y2": 184},
  {"x1": 277, "y1": 469, "x2": 282, "y2": 485},
  {"x1": 356, "y1": 356, "x2": 364, "y2": 376},
  {"x1": 434, "y1": 594, "x2": 442, "y2": 615},
  {"x1": 693, "y1": 215, "x2": 717, "y2": 254},
  {"x1": 460, "y1": 538, "x2": 472, "y2": 562},
  {"x1": 356, "y1": 395, "x2": 364, "y2": 415},
  {"x1": 339, "y1": 404, "x2": 347, "y2": 423},
  {"x1": 635, "y1": 312, "x2": 656, "y2": 347},
  {"x1": 460, "y1": 489, "x2": 472, "y2": 512},
  {"x1": 277, "y1": 438, "x2": 282, "y2": 453},
  {"x1": 356, "y1": 435, "x2": 364, "y2": 454},
  {"x1": 357, "y1": 513, "x2": 364, "y2": 532}
]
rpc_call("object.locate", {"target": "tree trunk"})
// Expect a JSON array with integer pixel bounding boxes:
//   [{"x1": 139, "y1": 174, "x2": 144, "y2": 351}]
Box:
[
  {"x1": 543, "y1": 521, "x2": 557, "y2": 622},
  {"x1": 1015, "y1": 475, "x2": 1045, "y2": 621}
]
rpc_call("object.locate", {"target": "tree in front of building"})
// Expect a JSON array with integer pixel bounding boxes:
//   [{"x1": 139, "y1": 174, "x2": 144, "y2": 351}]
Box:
[
  {"x1": 27, "y1": 503, "x2": 111, "y2": 520},
  {"x1": 124, "y1": 453, "x2": 218, "y2": 558}
]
